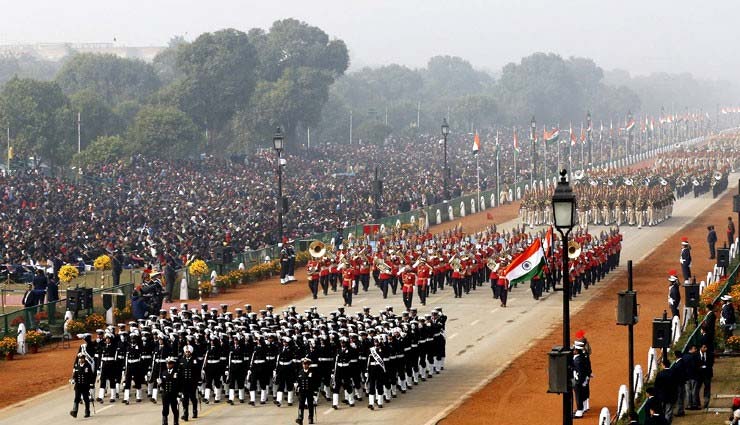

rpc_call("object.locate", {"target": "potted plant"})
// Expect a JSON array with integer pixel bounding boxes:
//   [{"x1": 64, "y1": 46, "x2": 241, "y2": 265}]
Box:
[
  {"x1": 726, "y1": 335, "x2": 740, "y2": 352},
  {"x1": 0, "y1": 337, "x2": 18, "y2": 360},
  {"x1": 25, "y1": 330, "x2": 45, "y2": 354},
  {"x1": 198, "y1": 281, "x2": 213, "y2": 298},
  {"x1": 66, "y1": 319, "x2": 87, "y2": 337}
]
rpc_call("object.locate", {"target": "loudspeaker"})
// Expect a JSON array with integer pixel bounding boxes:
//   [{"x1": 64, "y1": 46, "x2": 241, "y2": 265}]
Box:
[
  {"x1": 733, "y1": 194, "x2": 740, "y2": 212},
  {"x1": 617, "y1": 290, "x2": 638, "y2": 325},
  {"x1": 548, "y1": 346, "x2": 570, "y2": 394},
  {"x1": 652, "y1": 319, "x2": 672, "y2": 348},
  {"x1": 281, "y1": 196, "x2": 289, "y2": 213},
  {"x1": 373, "y1": 180, "x2": 383, "y2": 195},
  {"x1": 683, "y1": 284, "x2": 700, "y2": 308},
  {"x1": 222, "y1": 247, "x2": 233, "y2": 264},
  {"x1": 214, "y1": 247, "x2": 225, "y2": 265},
  {"x1": 80, "y1": 288, "x2": 93, "y2": 310},
  {"x1": 717, "y1": 248, "x2": 730, "y2": 269},
  {"x1": 65, "y1": 289, "x2": 80, "y2": 312}
]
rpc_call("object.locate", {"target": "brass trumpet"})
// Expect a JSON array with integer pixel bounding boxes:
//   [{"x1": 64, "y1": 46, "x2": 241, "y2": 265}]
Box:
[
  {"x1": 567, "y1": 241, "x2": 581, "y2": 259},
  {"x1": 309, "y1": 240, "x2": 326, "y2": 258}
]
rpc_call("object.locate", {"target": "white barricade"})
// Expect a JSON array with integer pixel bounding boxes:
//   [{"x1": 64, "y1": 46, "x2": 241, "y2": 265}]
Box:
[
  {"x1": 598, "y1": 407, "x2": 611, "y2": 425},
  {"x1": 616, "y1": 384, "x2": 628, "y2": 419},
  {"x1": 646, "y1": 347, "x2": 658, "y2": 382},
  {"x1": 671, "y1": 315, "x2": 681, "y2": 344},
  {"x1": 633, "y1": 365, "x2": 644, "y2": 396}
]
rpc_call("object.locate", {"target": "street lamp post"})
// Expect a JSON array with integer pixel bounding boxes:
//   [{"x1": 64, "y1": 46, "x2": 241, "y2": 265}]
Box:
[
  {"x1": 273, "y1": 127, "x2": 285, "y2": 244},
  {"x1": 551, "y1": 169, "x2": 577, "y2": 425},
  {"x1": 441, "y1": 118, "x2": 450, "y2": 200}
]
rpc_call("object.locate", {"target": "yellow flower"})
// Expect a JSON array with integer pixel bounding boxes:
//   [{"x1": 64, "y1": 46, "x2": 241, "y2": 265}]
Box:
[
  {"x1": 189, "y1": 259, "x2": 209, "y2": 277},
  {"x1": 58, "y1": 264, "x2": 80, "y2": 283},
  {"x1": 94, "y1": 254, "x2": 112, "y2": 271}
]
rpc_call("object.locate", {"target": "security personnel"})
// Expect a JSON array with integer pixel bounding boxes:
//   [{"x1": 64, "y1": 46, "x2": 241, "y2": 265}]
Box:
[
  {"x1": 70, "y1": 353, "x2": 95, "y2": 418},
  {"x1": 179, "y1": 345, "x2": 200, "y2": 421},
  {"x1": 668, "y1": 270, "x2": 681, "y2": 318},
  {"x1": 295, "y1": 357, "x2": 318, "y2": 425},
  {"x1": 159, "y1": 357, "x2": 181, "y2": 425},
  {"x1": 151, "y1": 332, "x2": 171, "y2": 403},
  {"x1": 720, "y1": 295, "x2": 736, "y2": 353},
  {"x1": 280, "y1": 240, "x2": 290, "y2": 285},
  {"x1": 287, "y1": 239, "x2": 297, "y2": 282},
  {"x1": 680, "y1": 237, "x2": 692, "y2": 282},
  {"x1": 573, "y1": 341, "x2": 589, "y2": 418}
]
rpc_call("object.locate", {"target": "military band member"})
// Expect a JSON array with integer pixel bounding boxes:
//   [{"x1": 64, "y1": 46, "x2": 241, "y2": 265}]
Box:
[
  {"x1": 306, "y1": 258, "x2": 320, "y2": 300},
  {"x1": 400, "y1": 267, "x2": 415, "y2": 310},
  {"x1": 340, "y1": 260, "x2": 354, "y2": 307}
]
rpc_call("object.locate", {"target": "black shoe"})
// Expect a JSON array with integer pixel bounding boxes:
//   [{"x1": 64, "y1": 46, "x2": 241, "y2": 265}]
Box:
[
  {"x1": 240, "y1": 399, "x2": 245, "y2": 403},
  {"x1": 309, "y1": 419, "x2": 314, "y2": 424},
  {"x1": 70, "y1": 411, "x2": 78, "y2": 418},
  {"x1": 181, "y1": 415, "x2": 188, "y2": 421},
  {"x1": 368, "y1": 405, "x2": 374, "y2": 410},
  {"x1": 260, "y1": 401, "x2": 266, "y2": 405},
  {"x1": 288, "y1": 402, "x2": 293, "y2": 406},
  {"x1": 136, "y1": 399, "x2": 142, "y2": 403},
  {"x1": 275, "y1": 402, "x2": 281, "y2": 407},
  {"x1": 84, "y1": 411, "x2": 90, "y2": 418},
  {"x1": 248, "y1": 401, "x2": 255, "y2": 406},
  {"x1": 193, "y1": 412, "x2": 198, "y2": 419},
  {"x1": 227, "y1": 399, "x2": 233, "y2": 405}
]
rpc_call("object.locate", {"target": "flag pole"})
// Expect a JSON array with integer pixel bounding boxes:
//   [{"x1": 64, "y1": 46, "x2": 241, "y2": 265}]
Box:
[
  {"x1": 495, "y1": 129, "x2": 500, "y2": 208},
  {"x1": 6, "y1": 127, "x2": 9, "y2": 174},
  {"x1": 476, "y1": 152, "x2": 480, "y2": 213}
]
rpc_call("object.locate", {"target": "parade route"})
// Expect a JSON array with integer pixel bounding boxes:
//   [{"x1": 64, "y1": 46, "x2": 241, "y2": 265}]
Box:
[{"x1": 1, "y1": 176, "x2": 735, "y2": 425}]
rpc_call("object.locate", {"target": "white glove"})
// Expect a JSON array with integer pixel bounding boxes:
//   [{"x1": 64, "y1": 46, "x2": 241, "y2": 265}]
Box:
[
  {"x1": 69, "y1": 379, "x2": 75, "y2": 385},
  {"x1": 225, "y1": 371, "x2": 229, "y2": 378},
  {"x1": 720, "y1": 317, "x2": 726, "y2": 326},
  {"x1": 668, "y1": 298, "x2": 674, "y2": 306},
  {"x1": 680, "y1": 258, "x2": 685, "y2": 264},
  {"x1": 157, "y1": 378, "x2": 162, "y2": 384}
]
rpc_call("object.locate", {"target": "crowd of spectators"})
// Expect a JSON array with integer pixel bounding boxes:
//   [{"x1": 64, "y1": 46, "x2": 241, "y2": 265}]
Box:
[{"x1": 0, "y1": 128, "x2": 714, "y2": 267}]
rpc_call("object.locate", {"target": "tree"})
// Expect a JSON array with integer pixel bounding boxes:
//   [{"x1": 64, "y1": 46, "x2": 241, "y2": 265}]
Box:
[
  {"x1": 73, "y1": 135, "x2": 130, "y2": 167},
  {"x1": 152, "y1": 36, "x2": 188, "y2": 85},
  {"x1": 127, "y1": 105, "x2": 203, "y2": 158},
  {"x1": 0, "y1": 77, "x2": 74, "y2": 166},
  {"x1": 240, "y1": 67, "x2": 334, "y2": 147},
  {"x1": 56, "y1": 53, "x2": 160, "y2": 105},
  {"x1": 174, "y1": 29, "x2": 259, "y2": 150},
  {"x1": 249, "y1": 19, "x2": 349, "y2": 82},
  {"x1": 70, "y1": 89, "x2": 122, "y2": 149}
]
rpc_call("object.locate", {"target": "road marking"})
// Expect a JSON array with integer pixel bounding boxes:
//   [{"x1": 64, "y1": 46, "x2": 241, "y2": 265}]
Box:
[
  {"x1": 96, "y1": 405, "x2": 114, "y2": 413},
  {"x1": 323, "y1": 408, "x2": 333, "y2": 415},
  {"x1": 490, "y1": 308, "x2": 499, "y2": 313},
  {"x1": 198, "y1": 403, "x2": 227, "y2": 418},
  {"x1": 449, "y1": 333, "x2": 459, "y2": 340},
  {"x1": 471, "y1": 320, "x2": 480, "y2": 326}
]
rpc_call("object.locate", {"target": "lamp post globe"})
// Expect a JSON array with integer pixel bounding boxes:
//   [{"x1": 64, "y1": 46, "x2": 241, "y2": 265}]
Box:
[{"x1": 552, "y1": 169, "x2": 577, "y2": 231}]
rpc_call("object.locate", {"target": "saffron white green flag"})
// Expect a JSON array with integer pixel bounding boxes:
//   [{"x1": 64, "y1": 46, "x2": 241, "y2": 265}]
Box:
[{"x1": 503, "y1": 238, "x2": 545, "y2": 284}]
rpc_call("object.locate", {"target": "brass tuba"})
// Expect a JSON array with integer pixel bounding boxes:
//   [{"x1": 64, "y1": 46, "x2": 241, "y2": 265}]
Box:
[
  {"x1": 309, "y1": 240, "x2": 326, "y2": 258},
  {"x1": 567, "y1": 241, "x2": 581, "y2": 259}
]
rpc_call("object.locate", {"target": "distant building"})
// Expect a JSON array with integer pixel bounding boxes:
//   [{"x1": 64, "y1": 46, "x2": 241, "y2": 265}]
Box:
[{"x1": 0, "y1": 42, "x2": 164, "y2": 62}]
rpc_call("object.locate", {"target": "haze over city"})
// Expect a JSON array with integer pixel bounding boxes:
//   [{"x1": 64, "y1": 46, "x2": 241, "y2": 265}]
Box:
[{"x1": 2, "y1": 0, "x2": 738, "y2": 82}]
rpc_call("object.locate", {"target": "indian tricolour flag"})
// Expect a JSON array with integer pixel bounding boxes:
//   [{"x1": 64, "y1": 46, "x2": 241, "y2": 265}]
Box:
[
  {"x1": 625, "y1": 119, "x2": 635, "y2": 132},
  {"x1": 513, "y1": 127, "x2": 520, "y2": 153},
  {"x1": 503, "y1": 237, "x2": 545, "y2": 284}
]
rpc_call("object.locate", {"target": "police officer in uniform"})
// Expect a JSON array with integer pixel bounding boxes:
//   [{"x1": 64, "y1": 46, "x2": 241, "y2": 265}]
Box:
[
  {"x1": 668, "y1": 270, "x2": 681, "y2": 318},
  {"x1": 159, "y1": 357, "x2": 181, "y2": 425},
  {"x1": 680, "y1": 237, "x2": 692, "y2": 282},
  {"x1": 280, "y1": 241, "x2": 290, "y2": 285},
  {"x1": 70, "y1": 353, "x2": 95, "y2": 418}
]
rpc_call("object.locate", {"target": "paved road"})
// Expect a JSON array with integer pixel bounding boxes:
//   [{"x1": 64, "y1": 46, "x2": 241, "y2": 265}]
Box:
[{"x1": 2, "y1": 176, "x2": 735, "y2": 425}]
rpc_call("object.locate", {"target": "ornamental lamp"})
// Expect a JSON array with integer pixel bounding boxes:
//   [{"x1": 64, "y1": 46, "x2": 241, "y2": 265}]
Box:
[
  {"x1": 273, "y1": 127, "x2": 284, "y2": 152},
  {"x1": 441, "y1": 118, "x2": 450, "y2": 136},
  {"x1": 552, "y1": 169, "x2": 577, "y2": 231}
]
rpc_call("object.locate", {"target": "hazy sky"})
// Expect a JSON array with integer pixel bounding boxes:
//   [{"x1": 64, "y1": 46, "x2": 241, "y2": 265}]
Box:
[{"x1": 2, "y1": 0, "x2": 738, "y2": 82}]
